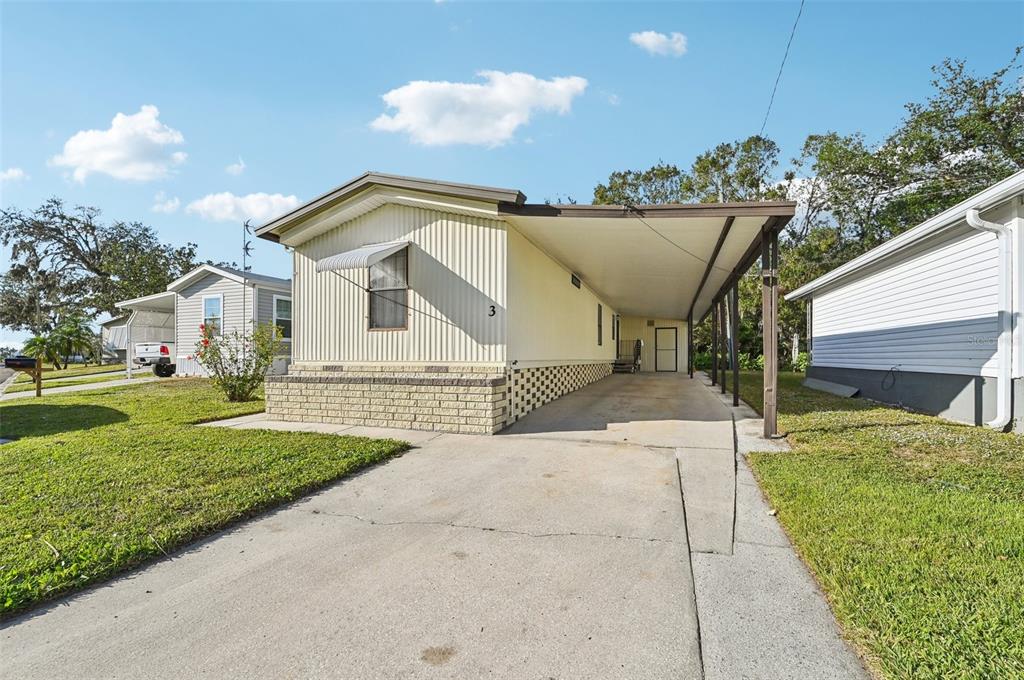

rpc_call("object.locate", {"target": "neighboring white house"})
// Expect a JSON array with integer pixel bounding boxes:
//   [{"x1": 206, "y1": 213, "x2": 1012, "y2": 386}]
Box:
[
  {"x1": 255, "y1": 172, "x2": 794, "y2": 434},
  {"x1": 116, "y1": 264, "x2": 292, "y2": 377},
  {"x1": 787, "y1": 171, "x2": 1024, "y2": 433}
]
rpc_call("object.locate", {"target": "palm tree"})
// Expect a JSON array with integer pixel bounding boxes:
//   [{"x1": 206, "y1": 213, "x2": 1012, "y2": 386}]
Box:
[
  {"x1": 52, "y1": 315, "x2": 96, "y2": 367},
  {"x1": 22, "y1": 335, "x2": 61, "y2": 370}
]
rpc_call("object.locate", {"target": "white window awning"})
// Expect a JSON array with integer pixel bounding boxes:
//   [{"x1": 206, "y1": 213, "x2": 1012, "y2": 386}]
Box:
[{"x1": 315, "y1": 241, "x2": 409, "y2": 273}]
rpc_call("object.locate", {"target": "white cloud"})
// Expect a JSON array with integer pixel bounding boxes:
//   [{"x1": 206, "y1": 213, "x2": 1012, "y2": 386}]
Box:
[
  {"x1": 152, "y1": 191, "x2": 181, "y2": 214},
  {"x1": 186, "y1": 192, "x2": 300, "y2": 223},
  {"x1": 50, "y1": 105, "x2": 186, "y2": 183},
  {"x1": 371, "y1": 70, "x2": 588, "y2": 146},
  {"x1": 225, "y1": 157, "x2": 246, "y2": 175},
  {"x1": 629, "y1": 30, "x2": 688, "y2": 57},
  {"x1": 0, "y1": 167, "x2": 28, "y2": 182}
]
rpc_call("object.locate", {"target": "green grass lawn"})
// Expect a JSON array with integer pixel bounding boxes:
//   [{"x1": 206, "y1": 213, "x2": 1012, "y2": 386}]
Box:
[
  {"x1": 13, "y1": 362, "x2": 126, "y2": 383},
  {"x1": 0, "y1": 379, "x2": 408, "y2": 617},
  {"x1": 732, "y1": 371, "x2": 1024, "y2": 678},
  {"x1": 5, "y1": 373, "x2": 137, "y2": 394}
]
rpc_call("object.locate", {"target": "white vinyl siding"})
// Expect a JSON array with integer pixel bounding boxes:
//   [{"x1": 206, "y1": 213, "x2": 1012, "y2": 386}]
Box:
[
  {"x1": 506, "y1": 225, "x2": 617, "y2": 368},
  {"x1": 175, "y1": 274, "x2": 253, "y2": 359},
  {"x1": 811, "y1": 223, "x2": 1000, "y2": 377},
  {"x1": 292, "y1": 203, "x2": 506, "y2": 365}
]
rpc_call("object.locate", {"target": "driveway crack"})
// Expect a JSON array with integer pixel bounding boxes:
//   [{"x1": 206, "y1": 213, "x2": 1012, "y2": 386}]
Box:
[{"x1": 312, "y1": 510, "x2": 675, "y2": 544}]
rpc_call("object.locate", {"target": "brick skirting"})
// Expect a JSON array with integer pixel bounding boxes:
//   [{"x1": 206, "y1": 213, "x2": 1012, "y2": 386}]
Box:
[
  {"x1": 264, "y1": 364, "x2": 507, "y2": 434},
  {"x1": 264, "y1": 361, "x2": 612, "y2": 435}
]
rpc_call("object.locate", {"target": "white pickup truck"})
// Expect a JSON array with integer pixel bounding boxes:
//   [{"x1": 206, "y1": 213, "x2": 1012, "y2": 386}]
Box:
[{"x1": 134, "y1": 342, "x2": 176, "y2": 377}]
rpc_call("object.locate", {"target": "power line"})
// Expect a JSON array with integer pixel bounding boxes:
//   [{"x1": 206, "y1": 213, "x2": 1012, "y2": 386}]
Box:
[
  {"x1": 759, "y1": 0, "x2": 806, "y2": 137},
  {"x1": 624, "y1": 205, "x2": 734, "y2": 274}
]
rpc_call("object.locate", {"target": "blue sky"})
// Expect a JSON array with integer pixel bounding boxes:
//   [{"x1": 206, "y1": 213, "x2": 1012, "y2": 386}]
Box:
[{"x1": 1, "y1": 1, "x2": 1021, "y2": 346}]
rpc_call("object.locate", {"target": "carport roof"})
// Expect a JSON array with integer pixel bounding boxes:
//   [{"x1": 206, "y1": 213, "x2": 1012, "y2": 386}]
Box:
[
  {"x1": 115, "y1": 290, "x2": 175, "y2": 312},
  {"x1": 255, "y1": 171, "x2": 795, "y2": 321},
  {"x1": 499, "y1": 202, "x2": 793, "y2": 320}
]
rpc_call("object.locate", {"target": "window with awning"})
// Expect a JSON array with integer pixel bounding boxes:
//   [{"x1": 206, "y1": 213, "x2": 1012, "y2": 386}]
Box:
[
  {"x1": 368, "y1": 248, "x2": 408, "y2": 329},
  {"x1": 315, "y1": 241, "x2": 411, "y2": 331}
]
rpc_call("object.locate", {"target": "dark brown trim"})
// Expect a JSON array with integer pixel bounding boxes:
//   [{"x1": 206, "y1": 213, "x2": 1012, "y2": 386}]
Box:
[
  {"x1": 257, "y1": 171, "x2": 526, "y2": 240},
  {"x1": 698, "y1": 214, "x2": 788, "y2": 323},
  {"x1": 687, "y1": 216, "x2": 734, "y2": 320},
  {"x1": 499, "y1": 201, "x2": 796, "y2": 219},
  {"x1": 730, "y1": 283, "x2": 740, "y2": 407}
]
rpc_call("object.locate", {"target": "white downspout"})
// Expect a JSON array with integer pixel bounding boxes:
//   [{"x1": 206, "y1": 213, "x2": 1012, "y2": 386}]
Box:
[{"x1": 966, "y1": 209, "x2": 1013, "y2": 430}]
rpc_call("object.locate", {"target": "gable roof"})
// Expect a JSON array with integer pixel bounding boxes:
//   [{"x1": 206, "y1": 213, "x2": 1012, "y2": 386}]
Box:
[
  {"x1": 166, "y1": 264, "x2": 291, "y2": 292},
  {"x1": 256, "y1": 171, "x2": 527, "y2": 242},
  {"x1": 786, "y1": 170, "x2": 1024, "y2": 301}
]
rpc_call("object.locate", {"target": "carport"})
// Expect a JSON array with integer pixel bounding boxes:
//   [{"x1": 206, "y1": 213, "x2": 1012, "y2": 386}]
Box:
[
  {"x1": 115, "y1": 291, "x2": 175, "y2": 377},
  {"x1": 499, "y1": 200, "x2": 794, "y2": 436}
]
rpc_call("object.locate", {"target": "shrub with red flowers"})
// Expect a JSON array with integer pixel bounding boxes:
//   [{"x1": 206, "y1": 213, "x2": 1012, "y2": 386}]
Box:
[{"x1": 194, "y1": 322, "x2": 284, "y2": 402}]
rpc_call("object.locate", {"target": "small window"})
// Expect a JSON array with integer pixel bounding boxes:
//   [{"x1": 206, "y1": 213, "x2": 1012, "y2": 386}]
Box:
[
  {"x1": 598, "y1": 304, "x2": 603, "y2": 346},
  {"x1": 369, "y1": 248, "x2": 408, "y2": 330},
  {"x1": 203, "y1": 296, "x2": 222, "y2": 336},
  {"x1": 273, "y1": 296, "x2": 292, "y2": 340},
  {"x1": 571, "y1": 273, "x2": 581, "y2": 289}
]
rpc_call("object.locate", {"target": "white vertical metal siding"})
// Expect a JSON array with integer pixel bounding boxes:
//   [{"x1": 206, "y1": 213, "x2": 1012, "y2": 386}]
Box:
[
  {"x1": 293, "y1": 203, "x2": 507, "y2": 365},
  {"x1": 506, "y1": 226, "x2": 617, "y2": 367},
  {"x1": 618, "y1": 317, "x2": 687, "y2": 373},
  {"x1": 811, "y1": 221, "x2": 1002, "y2": 377}
]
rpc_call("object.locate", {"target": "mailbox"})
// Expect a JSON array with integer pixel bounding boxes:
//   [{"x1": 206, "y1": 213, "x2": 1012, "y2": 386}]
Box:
[{"x1": 4, "y1": 356, "x2": 39, "y2": 370}]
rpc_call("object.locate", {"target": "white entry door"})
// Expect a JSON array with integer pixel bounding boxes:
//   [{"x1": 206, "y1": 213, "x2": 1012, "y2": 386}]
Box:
[{"x1": 655, "y1": 327, "x2": 678, "y2": 372}]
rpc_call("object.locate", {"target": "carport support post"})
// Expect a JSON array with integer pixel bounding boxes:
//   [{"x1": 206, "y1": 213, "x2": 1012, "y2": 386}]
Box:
[
  {"x1": 126, "y1": 311, "x2": 134, "y2": 379},
  {"x1": 731, "y1": 283, "x2": 740, "y2": 407},
  {"x1": 711, "y1": 303, "x2": 718, "y2": 385},
  {"x1": 719, "y1": 299, "x2": 727, "y2": 395},
  {"x1": 687, "y1": 313, "x2": 694, "y2": 378},
  {"x1": 762, "y1": 229, "x2": 779, "y2": 437}
]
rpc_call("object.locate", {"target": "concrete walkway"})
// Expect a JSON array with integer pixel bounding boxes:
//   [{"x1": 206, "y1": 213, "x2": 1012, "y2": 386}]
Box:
[
  {"x1": 2, "y1": 373, "x2": 866, "y2": 679},
  {"x1": 0, "y1": 376, "x2": 157, "y2": 401}
]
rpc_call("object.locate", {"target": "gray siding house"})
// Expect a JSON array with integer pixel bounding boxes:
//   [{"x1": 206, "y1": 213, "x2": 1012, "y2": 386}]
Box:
[
  {"x1": 117, "y1": 264, "x2": 292, "y2": 377},
  {"x1": 787, "y1": 171, "x2": 1024, "y2": 433}
]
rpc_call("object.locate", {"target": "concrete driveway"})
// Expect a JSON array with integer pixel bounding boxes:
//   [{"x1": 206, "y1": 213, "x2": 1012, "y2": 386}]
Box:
[{"x1": 2, "y1": 374, "x2": 865, "y2": 679}]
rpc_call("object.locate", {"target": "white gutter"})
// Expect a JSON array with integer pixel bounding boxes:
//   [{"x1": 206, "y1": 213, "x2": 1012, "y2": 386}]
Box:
[{"x1": 966, "y1": 208, "x2": 1013, "y2": 430}]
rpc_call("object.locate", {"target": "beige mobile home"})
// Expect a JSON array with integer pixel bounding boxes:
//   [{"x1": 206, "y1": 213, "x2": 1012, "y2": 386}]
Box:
[{"x1": 257, "y1": 172, "x2": 794, "y2": 435}]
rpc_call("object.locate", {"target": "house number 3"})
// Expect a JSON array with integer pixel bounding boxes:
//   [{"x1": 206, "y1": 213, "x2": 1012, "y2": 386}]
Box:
[{"x1": 488, "y1": 305, "x2": 496, "y2": 317}]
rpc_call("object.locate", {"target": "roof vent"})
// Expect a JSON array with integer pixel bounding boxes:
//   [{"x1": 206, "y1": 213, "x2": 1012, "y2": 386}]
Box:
[{"x1": 570, "y1": 273, "x2": 581, "y2": 289}]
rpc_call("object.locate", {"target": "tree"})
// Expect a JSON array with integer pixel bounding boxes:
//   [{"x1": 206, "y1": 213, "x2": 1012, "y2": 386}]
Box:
[
  {"x1": 593, "y1": 136, "x2": 783, "y2": 207},
  {"x1": 593, "y1": 161, "x2": 691, "y2": 205},
  {"x1": 0, "y1": 199, "x2": 199, "y2": 332},
  {"x1": 22, "y1": 335, "x2": 62, "y2": 370},
  {"x1": 51, "y1": 314, "x2": 97, "y2": 367}
]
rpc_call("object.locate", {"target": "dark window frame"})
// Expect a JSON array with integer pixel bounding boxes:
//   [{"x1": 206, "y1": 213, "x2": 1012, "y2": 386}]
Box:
[{"x1": 598, "y1": 304, "x2": 603, "y2": 346}]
